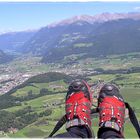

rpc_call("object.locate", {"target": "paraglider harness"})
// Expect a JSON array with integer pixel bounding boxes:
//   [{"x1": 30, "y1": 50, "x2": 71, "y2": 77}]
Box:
[{"x1": 48, "y1": 83, "x2": 140, "y2": 138}]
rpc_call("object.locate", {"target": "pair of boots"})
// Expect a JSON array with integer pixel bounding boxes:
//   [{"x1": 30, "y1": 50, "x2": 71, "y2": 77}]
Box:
[{"x1": 49, "y1": 80, "x2": 140, "y2": 138}]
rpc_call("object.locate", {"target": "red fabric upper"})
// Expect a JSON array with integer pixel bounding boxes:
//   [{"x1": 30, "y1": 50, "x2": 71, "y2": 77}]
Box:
[
  {"x1": 99, "y1": 96, "x2": 125, "y2": 130},
  {"x1": 66, "y1": 91, "x2": 92, "y2": 127}
]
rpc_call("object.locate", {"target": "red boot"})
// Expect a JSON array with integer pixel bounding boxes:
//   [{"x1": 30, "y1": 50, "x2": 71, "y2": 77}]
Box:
[
  {"x1": 65, "y1": 79, "x2": 93, "y2": 137},
  {"x1": 97, "y1": 84, "x2": 126, "y2": 137}
]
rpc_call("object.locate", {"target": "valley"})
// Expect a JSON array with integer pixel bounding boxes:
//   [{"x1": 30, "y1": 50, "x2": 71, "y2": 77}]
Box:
[
  {"x1": 1, "y1": 52, "x2": 140, "y2": 95},
  {"x1": 0, "y1": 56, "x2": 44, "y2": 94},
  {"x1": 0, "y1": 12, "x2": 140, "y2": 138},
  {"x1": 0, "y1": 52, "x2": 140, "y2": 138}
]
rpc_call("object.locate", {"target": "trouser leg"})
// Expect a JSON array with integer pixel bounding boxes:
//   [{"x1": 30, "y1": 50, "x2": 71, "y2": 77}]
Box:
[
  {"x1": 97, "y1": 128, "x2": 124, "y2": 139},
  {"x1": 54, "y1": 126, "x2": 89, "y2": 138}
]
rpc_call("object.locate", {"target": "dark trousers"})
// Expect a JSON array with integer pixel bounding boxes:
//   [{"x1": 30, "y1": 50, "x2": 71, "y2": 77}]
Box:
[{"x1": 54, "y1": 126, "x2": 123, "y2": 138}]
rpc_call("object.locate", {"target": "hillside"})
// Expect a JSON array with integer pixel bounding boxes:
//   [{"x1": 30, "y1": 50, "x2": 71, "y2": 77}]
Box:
[
  {"x1": 0, "y1": 72, "x2": 73, "y2": 109},
  {"x1": 0, "y1": 31, "x2": 36, "y2": 52},
  {"x1": 1, "y1": 13, "x2": 140, "y2": 62},
  {"x1": 42, "y1": 19, "x2": 140, "y2": 63},
  {"x1": 18, "y1": 13, "x2": 140, "y2": 63},
  {"x1": 0, "y1": 68, "x2": 140, "y2": 138},
  {"x1": 1, "y1": 11, "x2": 140, "y2": 138},
  {"x1": 0, "y1": 50, "x2": 13, "y2": 64},
  {"x1": 5, "y1": 72, "x2": 74, "y2": 96}
]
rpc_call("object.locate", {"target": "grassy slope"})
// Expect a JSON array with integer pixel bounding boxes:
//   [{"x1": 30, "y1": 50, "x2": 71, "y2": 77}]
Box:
[
  {"x1": 5, "y1": 93, "x2": 65, "y2": 112},
  {"x1": 7, "y1": 92, "x2": 65, "y2": 138},
  {"x1": 12, "y1": 80, "x2": 67, "y2": 97},
  {"x1": 6, "y1": 86, "x2": 140, "y2": 138},
  {"x1": 80, "y1": 52, "x2": 140, "y2": 70},
  {"x1": 90, "y1": 73, "x2": 140, "y2": 138},
  {"x1": 1, "y1": 53, "x2": 140, "y2": 138}
]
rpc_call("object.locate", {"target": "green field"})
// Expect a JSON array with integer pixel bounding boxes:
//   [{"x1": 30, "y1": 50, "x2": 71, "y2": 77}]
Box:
[
  {"x1": 1, "y1": 53, "x2": 140, "y2": 138},
  {"x1": 12, "y1": 80, "x2": 67, "y2": 97},
  {"x1": 4, "y1": 84, "x2": 140, "y2": 138},
  {"x1": 79, "y1": 52, "x2": 140, "y2": 70}
]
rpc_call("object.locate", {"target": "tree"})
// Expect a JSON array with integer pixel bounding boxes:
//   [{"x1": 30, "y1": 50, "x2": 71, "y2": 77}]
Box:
[
  {"x1": 27, "y1": 90, "x2": 33, "y2": 97},
  {"x1": 39, "y1": 109, "x2": 52, "y2": 117},
  {"x1": 40, "y1": 88, "x2": 48, "y2": 95},
  {"x1": 0, "y1": 111, "x2": 16, "y2": 132}
]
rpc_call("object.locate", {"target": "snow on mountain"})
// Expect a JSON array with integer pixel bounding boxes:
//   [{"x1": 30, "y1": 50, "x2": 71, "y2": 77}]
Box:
[{"x1": 48, "y1": 12, "x2": 140, "y2": 28}]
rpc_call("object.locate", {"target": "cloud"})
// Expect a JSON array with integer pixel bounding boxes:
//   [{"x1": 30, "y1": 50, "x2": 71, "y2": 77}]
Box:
[{"x1": 134, "y1": 7, "x2": 140, "y2": 11}]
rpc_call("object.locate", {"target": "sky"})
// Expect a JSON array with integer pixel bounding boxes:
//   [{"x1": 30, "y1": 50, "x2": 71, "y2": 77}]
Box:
[{"x1": 1, "y1": 1, "x2": 140, "y2": 33}]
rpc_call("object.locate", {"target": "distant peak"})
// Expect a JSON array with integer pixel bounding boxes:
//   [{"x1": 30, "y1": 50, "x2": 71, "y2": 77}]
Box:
[
  {"x1": 48, "y1": 15, "x2": 94, "y2": 28},
  {"x1": 48, "y1": 12, "x2": 140, "y2": 28},
  {"x1": 0, "y1": 29, "x2": 38, "y2": 36}
]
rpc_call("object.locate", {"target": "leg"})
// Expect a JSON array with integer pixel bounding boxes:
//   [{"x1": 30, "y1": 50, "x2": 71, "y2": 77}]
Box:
[
  {"x1": 98, "y1": 128, "x2": 123, "y2": 138},
  {"x1": 54, "y1": 126, "x2": 89, "y2": 138},
  {"x1": 51, "y1": 80, "x2": 93, "y2": 138},
  {"x1": 97, "y1": 84, "x2": 125, "y2": 139}
]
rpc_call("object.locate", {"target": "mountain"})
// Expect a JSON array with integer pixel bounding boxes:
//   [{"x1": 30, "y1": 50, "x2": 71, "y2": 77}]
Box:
[
  {"x1": 0, "y1": 49, "x2": 13, "y2": 64},
  {"x1": 22, "y1": 20, "x2": 96, "y2": 55},
  {"x1": 20, "y1": 13, "x2": 140, "y2": 62},
  {"x1": 48, "y1": 12, "x2": 140, "y2": 28},
  {"x1": 42, "y1": 19, "x2": 140, "y2": 63},
  {"x1": 0, "y1": 30, "x2": 36, "y2": 52}
]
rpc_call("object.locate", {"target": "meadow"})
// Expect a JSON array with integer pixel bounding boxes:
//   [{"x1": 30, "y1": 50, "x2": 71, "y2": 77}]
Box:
[
  {"x1": 5, "y1": 76, "x2": 140, "y2": 138},
  {"x1": 1, "y1": 52, "x2": 140, "y2": 138}
]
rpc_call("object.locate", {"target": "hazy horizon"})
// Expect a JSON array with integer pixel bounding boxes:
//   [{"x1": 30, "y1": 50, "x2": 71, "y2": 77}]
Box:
[{"x1": 1, "y1": 2, "x2": 140, "y2": 33}]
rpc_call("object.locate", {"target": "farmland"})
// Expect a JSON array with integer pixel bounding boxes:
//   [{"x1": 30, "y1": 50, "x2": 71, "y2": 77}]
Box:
[
  {"x1": 0, "y1": 52, "x2": 140, "y2": 138},
  {"x1": 1, "y1": 76, "x2": 140, "y2": 138}
]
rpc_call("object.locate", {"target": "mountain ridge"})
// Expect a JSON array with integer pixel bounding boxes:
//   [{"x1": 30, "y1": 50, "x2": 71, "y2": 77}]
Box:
[
  {"x1": 43, "y1": 18, "x2": 140, "y2": 62},
  {"x1": 47, "y1": 12, "x2": 140, "y2": 28},
  {"x1": 1, "y1": 12, "x2": 140, "y2": 63}
]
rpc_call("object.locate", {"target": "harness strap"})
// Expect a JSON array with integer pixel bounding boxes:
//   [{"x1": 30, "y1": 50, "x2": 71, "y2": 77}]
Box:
[
  {"x1": 48, "y1": 109, "x2": 97, "y2": 137},
  {"x1": 48, "y1": 103, "x2": 140, "y2": 138},
  {"x1": 48, "y1": 114, "x2": 67, "y2": 137},
  {"x1": 125, "y1": 102, "x2": 140, "y2": 138},
  {"x1": 91, "y1": 108, "x2": 98, "y2": 114}
]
